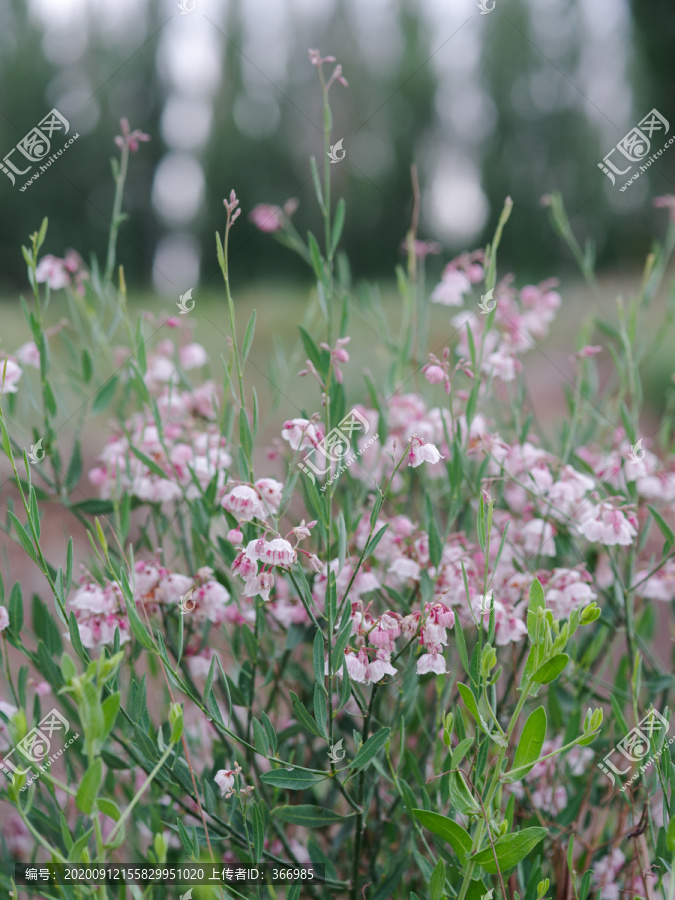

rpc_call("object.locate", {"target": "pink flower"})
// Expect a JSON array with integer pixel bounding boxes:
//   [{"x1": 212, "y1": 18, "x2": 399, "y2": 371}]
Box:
[
  {"x1": 308, "y1": 49, "x2": 348, "y2": 89},
  {"x1": 249, "y1": 204, "x2": 285, "y2": 233},
  {"x1": 15, "y1": 342, "x2": 41, "y2": 368},
  {"x1": 430, "y1": 269, "x2": 472, "y2": 306},
  {"x1": 254, "y1": 478, "x2": 284, "y2": 515},
  {"x1": 400, "y1": 239, "x2": 441, "y2": 259},
  {"x1": 0, "y1": 606, "x2": 8, "y2": 631},
  {"x1": 35, "y1": 254, "x2": 70, "y2": 290},
  {"x1": 573, "y1": 345, "x2": 603, "y2": 359},
  {"x1": 232, "y1": 549, "x2": 258, "y2": 579},
  {"x1": 591, "y1": 849, "x2": 625, "y2": 900},
  {"x1": 654, "y1": 195, "x2": 675, "y2": 222},
  {"x1": 387, "y1": 557, "x2": 421, "y2": 582},
  {"x1": 114, "y1": 118, "x2": 151, "y2": 153},
  {"x1": 193, "y1": 580, "x2": 231, "y2": 623},
  {"x1": 633, "y1": 560, "x2": 675, "y2": 602},
  {"x1": 367, "y1": 652, "x2": 397, "y2": 683},
  {"x1": 319, "y1": 337, "x2": 351, "y2": 383},
  {"x1": 577, "y1": 502, "x2": 637, "y2": 546},
  {"x1": 221, "y1": 485, "x2": 264, "y2": 521},
  {"x1": 250, "y1": 538, "x2": 297, "y2": 567},
  {"x1": 215, "y1": 768, "x2": 238, "y2": 797},
  {"x1": 227, "y1": 528, "x2": 244, "y2": 544},
  {"x1": 0, "y1": 357, "x2": 22, "y2": 394},
  {"x1": 34, "y1": 681, "x2": 51, "y2": 697},
  {"x1": 244, "y1": 571, "x2": 274, "y2": 602},
  {"x1": 408, "y1": 436, "x2": 444, "y2": 468},
  {"x1": 417, "y1": 650, "x2": 447, "y2": 675},
  {"x1": 345, "y1": 650, "x2": 368, "y2": 683},
  {"x1": 179, "y1": 343, "x2": 208, "y2": 370},
  {"x1": 156, "y1": 573, "x2": 193, "y2": 605},
  {"x1": 281, "y1": 418, "x2": 323, "y2": 451},
  {"x1": 423, "y1": 364, "x2": 445, "y2": 384}
]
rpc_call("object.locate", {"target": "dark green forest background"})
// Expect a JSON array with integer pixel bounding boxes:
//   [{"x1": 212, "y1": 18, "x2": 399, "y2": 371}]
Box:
[{"x1": 0, "y1": 0, "x2": 674, "y2": 295}]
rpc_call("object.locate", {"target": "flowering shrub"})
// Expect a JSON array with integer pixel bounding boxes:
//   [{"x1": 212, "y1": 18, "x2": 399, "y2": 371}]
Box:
[{"x1": 1, "y1": 51, "x2": 675, "y2": 900}]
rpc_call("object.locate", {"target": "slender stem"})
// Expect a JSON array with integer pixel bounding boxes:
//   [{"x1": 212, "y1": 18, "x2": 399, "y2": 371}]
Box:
[
  {"x1": 351, "y1": 684, "x2": 379, "y2": 900},
  {"x1": 222, "y1": 218, "x2": 246, "y2": 410},
  {"x1": 104, "y1": 146, "x2": 129, "y2": 283},
  {"x1": 107, "y1": 742, "x2": 174, "y2": 846}
]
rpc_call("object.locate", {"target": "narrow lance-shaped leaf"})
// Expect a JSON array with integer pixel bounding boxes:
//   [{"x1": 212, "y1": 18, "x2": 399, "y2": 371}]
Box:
[{"x1": 504, "y1": 706, "x2": 547, "y2": 782}]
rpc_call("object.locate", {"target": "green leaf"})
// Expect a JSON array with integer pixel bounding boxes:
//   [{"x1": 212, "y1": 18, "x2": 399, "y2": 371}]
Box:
[
  {"x1": 298, "y1": 326, "x2": 325, "y2": 376},
  {"x1": 252, "y1": 718, "x2": 270, "y2": 757},
  {"x1": 65, "y1": 441, "x2": 82, "y2": 492},
  {"x1": 505, "y1": 706, "x2": 547, "y2": 781},
  {"x1": 527, "y1": 578, "x2": 546, "y2": 644},
  {"x1": 76, "y1": 758, "x2": 103, "y2": 815},
  {"x1": 69, "y1": 498, "x2": 115, "y2": 515},
  {"x1": 81, "y1": 349, "x2": 93, "y2": 383},
  {"x1": 454, "y1": 617, "x2": 470, "y2": 676},
  {"x1": 67, "y1": 827, "x2": 94, "y2": 862},
  {"x1": 239, "y1": 408, "x2": 253, "y2": 465},
  {"x1": 130, "y1": 446, "x2": 168, "y2": 480},
  {"x1": 472, "y1": 827, "x2": 547, "y2": 873},
  {"x1": 122, "y1": 595, "x2": 155, "y2": 651},
  {"x1": 648, "y1": 505, "x2": 675, "y2": 548},
  {"x1": 274, "y1": 805, "x2": 353, "y2": 828},
  {"x1": 290, "y1": 691, "x2": 323, "y2": 738},
  {"x1": 313, "y1": 630, "x2": 325, "y2": 691},
  {"x1": 451, "y1": 737, "x2": 474, "y2": 769},
  {"x1": 430, "y1": 857, "x2": 446, "y2": 900},
  {"x1": 101, "y1": 692, "x2": 121, "y2": 741},
  {"x1": 308, "y1": 231, "x2": 325, "y2": 283},
  {"x1": 365, "y1": 523, "x2": 389, "y2": 557},
  {"x1": 412, "y1": 810, "x2": 472, "y2": 859},
  {"x1": 314, "y1": 683, "x2": 328, "y2": 738},
  {"x1": 348, "y1": 727, "x2": 391, "y2": 772},
  {"x1": 91, "y1": 376, "x2": 118, "y2": 415},
  {"x1": 567, "y1": 835, "x2": 575, "y2": 874},
  {"x1": 252, "y1": 802, "x2": 264, "y2": 864},
  {"x1": 242, "y1": 309, "x2": 257, "y2": 359},
  {"x1": 261, "y1": 711, "x2": 277, "y2": 755},
  {"x1": 457, "y1": 683, "x2": 489, "y2": 733},
  {"x1": 532, "y1": 654, "x2": 569, "y2": 685},
  {"x1": 259, "y1": 768, "x2": 325, "y2": 790},
  {"x1": 97, "y1": 798, "x2": 121, "y2": 822},
  {"x1": 8, "y1": 582, "x2": 23, "y2": 635},
  {"x1": 7, "y1": 512, "x2": 37, "y2": 563},
  {"x1": 330, "y1": 199, "x2": 346, "y2": 257}
]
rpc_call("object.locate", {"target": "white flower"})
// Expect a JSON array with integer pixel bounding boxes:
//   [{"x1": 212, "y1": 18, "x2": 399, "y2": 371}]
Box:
[{"x1": 408, "y1": 437, "x2": 444, "y2": 468}]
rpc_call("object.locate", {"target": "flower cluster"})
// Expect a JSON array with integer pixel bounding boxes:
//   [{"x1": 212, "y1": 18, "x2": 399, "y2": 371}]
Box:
[{"x1": 35, "y1": 250, "x2": 87, "y2": 293}]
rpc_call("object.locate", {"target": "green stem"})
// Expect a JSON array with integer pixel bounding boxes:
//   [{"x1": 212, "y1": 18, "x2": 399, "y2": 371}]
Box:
[
  {"x1": 107, "y1": 742, "x2": 174, "y2": 846},
  {"x1": 104, "y1": 146, "x2": 129, "y2": 283}
]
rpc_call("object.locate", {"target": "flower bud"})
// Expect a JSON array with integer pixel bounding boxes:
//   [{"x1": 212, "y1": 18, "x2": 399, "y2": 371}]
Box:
[
  {"x1": 580, "y1": 603, "x2": 601, "y2": 625},
  {"x1": 169, "y1": 702, "x2": 184, "y2": 744},
  {"x1": 153, "y1": 831, "x2": 168, "y2": 863},
  {"x1": 481, "y1": 644, "x2": 497, "y2": 677},
  {"x1": 537, "y1": 878, "x2": 550, "y2": 900}
]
